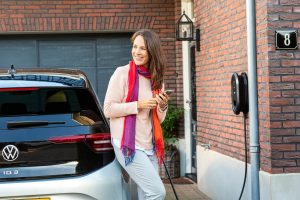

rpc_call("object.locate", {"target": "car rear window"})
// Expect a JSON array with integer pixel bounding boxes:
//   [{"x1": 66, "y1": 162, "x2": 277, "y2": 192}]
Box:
[{"x1": 0, "y1": 87, "x2": 101, "y2": 118}]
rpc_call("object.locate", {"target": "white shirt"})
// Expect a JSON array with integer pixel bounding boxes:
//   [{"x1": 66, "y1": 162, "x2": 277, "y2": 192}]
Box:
[{"x1": 112, "y1": 138, "x2": 154, "y2": 156}]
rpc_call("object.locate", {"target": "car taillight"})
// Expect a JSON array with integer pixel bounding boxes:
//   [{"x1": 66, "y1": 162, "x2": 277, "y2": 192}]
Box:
[
  {"x1": 49, "y1": 133, "x2": 113, "y2": 153},
  {"x1": 0, "y1": 87, "x2": 39, "y2": 92},
  {"x1": 86, "y1": 133, "x2": 113, "y2": 152},
  {"x1": 49, "y1": 135, "x2": 85, "y2": 143}
]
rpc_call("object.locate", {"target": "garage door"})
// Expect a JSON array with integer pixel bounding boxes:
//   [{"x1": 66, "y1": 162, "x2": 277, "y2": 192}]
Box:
[{"x1": 0, "y1": 33, "x2": 132, "y2": 104}]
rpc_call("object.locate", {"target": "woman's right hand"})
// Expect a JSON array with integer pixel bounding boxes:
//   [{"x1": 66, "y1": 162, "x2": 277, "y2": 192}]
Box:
[{"x1": 137, "y1": 98, "x2": 157, "y2": 109}]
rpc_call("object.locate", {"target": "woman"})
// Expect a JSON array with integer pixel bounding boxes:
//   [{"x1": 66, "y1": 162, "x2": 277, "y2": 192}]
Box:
[{"x1": 104, "y1": 29, "x2": 169, "y2": 200}]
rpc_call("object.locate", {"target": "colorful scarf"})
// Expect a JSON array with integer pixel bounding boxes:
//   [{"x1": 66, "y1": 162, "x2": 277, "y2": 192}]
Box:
[{"x1": 121, "y1": 60, "x2": 164, "y2": 166}]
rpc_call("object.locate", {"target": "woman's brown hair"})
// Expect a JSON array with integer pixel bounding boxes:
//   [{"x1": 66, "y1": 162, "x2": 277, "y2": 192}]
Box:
[{"x1": 131, "y1": 29, "x2": 166, "y2": 90}]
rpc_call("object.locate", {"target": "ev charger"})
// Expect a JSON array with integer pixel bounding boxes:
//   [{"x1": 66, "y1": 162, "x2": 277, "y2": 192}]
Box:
[{"x1": 231, "y1": 72, "x2": 249, "y2": 116}]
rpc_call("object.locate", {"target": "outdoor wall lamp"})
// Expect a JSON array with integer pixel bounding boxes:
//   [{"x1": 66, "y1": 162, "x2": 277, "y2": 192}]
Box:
[{"x1": 176, "y1": 11, "x2": 200, "y2": 51}]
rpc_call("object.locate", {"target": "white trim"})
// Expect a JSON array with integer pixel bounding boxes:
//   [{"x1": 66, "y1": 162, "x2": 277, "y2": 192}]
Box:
[
  {"x1": 182, "y1": 41, "x2": 192, "y2": 174},
  {"x1": 260, "y1": 171, "x2": 300, "y2": 200},
  {"x1": 197, "y1": 146, "x2": 300, "y2": 200},
  {"x1": 197, "y1": 145, "x2": 251, "y2": 200},
  {"x1": 179, "y1": 138, "x2": 186, "y2": 176},
  {"x1": 181, "y1": 0, "x2": 193, "y2": 176},
  {"x1": 181, "y1": 1, "x2": 194, "y2": 19}
]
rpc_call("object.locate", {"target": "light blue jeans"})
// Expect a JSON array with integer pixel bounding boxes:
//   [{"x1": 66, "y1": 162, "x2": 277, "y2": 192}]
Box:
[{"x1": 113, "y1": 143, "x2": 166, "y2": 200}]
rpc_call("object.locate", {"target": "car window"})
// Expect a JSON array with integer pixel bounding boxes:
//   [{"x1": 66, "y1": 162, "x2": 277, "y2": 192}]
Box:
[{"x1": 0, "y1": 87, "x2": 101, "y2": 120}]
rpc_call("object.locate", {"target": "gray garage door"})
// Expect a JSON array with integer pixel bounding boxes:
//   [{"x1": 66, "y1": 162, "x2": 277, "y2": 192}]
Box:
[{"x1": 0, "y1": 34, "x2": 132, "y2": 104}]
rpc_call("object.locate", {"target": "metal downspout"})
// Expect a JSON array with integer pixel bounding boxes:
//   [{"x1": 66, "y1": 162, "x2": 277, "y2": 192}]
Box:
[{"x1": 246, "y1": 0, "x2": 260, "y2": 199}]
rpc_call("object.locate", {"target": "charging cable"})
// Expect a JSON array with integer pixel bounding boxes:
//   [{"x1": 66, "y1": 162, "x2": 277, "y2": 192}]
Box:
[
  {"x1": 238, "y1": 113, "x2": 248, "y2": 200},
  {"x1": 231, "y1": 72, "x2": 249, "y2": 199},
  {"x1": 163, "y1": 160, "x2": 179, "y2": 200}
]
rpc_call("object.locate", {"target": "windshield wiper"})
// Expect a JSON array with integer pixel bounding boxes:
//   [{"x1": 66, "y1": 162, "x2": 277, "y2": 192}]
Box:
[{"x1": 7, "y1": 121, "x2": 66, "y2": 129}]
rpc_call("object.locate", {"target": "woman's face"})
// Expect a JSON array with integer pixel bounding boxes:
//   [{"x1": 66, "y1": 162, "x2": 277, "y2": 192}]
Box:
[{"x1": 132, "y1": 35, "x2": 150, "y2": 68}]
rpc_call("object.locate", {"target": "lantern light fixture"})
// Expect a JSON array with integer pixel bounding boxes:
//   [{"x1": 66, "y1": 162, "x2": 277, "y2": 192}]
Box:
[
  {"x1": 176, "y1": 11, "x2": 200, "y2": 51},
  {"x1": 176, "y1": 11, "x2": 194, "y2": 41}
]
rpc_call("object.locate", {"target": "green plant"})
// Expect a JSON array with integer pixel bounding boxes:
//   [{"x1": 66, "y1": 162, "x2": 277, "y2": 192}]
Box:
[{"x1": 161, "y1": 105, "x2": 184, "y2": 151}]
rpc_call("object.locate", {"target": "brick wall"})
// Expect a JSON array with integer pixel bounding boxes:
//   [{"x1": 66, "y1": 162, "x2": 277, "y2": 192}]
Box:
[
  {"x1": 195, "y1": 0, "x2": 300, "y2": 174},
  {"x1": 0, "y1": 0, "x2": 180, "y2": 97},
  {"x1": 267, "y1": 0, "x2": 300, "y2": 173},
  {"x1": 194, "y1": 0, "x2": 249, "y2": 161},
  {"x1": 175, "y1": 0, "x2": 183, "y2": 107},
  {"x1": 174, "y1": 0, "x2": 184, "y2": 137},
  {"x1": 256, "y1": 0, "x2": 271, "y2": 173},
  {"x1": 0, "y1": 0, "x2": 173, "y2": 33}
]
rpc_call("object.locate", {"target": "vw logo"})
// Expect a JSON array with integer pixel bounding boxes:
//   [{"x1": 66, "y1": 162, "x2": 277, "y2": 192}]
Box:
[{"x1": 2, "y1": 145, "x2": 19, "y2": 161}]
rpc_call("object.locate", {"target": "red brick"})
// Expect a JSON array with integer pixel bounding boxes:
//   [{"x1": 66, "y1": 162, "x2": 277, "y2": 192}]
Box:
[
  {"x1": 283, "y1": 121, "x2": 300, "y2": 128},
  {"x1": 270, "y1": 67, "x2": 294, "y2": 75},
  {"x1": 270, "y1": 121, "x2": 283, "y2": 128},
  {"x1": 270, "y1": 98, "x2": 294, "y2": 105},
  {"x1": 284, "y1": 152, "x2": 300, "y2": 158},
  {"x1": 281, "y1": 60, "x2": 300, "y2": 67},
  {"x1": 272, "y1": 144, "x2": 296, "y2": 151},
  {"x1": 271, "y1": 168, "x2": 284, "y2": 173},
  {"x1": 284, "y1": 167, "x2": 300, "y2": 173},
  {"x1": 282, "y1": 90, "x2": 300, "y2": 97},
  {"x1": 280, "y1": 0, "x2": 300, "y2": 4},
  {"x1": 272, "y1": 151, "x2": 283, "y2": 158},
  {"x1": 270, "y1": 113, "x2": 295, "y2": 121},
  {"x1": 282, "y1": 75, "x2": 300, "y2": 82},
  {"x1": 272, "y1": 160, "x2": 296, "y2": 167},
  {"x1": 283, "y1": 106, "x2": 300, "y2": 112},
  {"x1": 269, "y1": 83, "x2": 294, "y2": 90},
  {"x1": 271, "y1": 129, "x2": 295, "y2": 136}
]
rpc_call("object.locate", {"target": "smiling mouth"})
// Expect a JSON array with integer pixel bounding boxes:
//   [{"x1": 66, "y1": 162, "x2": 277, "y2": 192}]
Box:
[{"x1": 135, "y1": 57, "x2": 143, "y2": 61}]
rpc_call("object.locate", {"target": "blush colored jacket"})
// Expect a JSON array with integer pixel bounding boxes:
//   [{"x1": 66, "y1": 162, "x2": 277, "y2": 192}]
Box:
[{"x1": 103, "y1": 64, "x2": 167, "y2": 150}]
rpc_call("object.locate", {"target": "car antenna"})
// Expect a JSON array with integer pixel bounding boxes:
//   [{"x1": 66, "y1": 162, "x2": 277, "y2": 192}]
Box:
[{"x1": 8, "y1": 64, "x2": 16, "y2": 78}]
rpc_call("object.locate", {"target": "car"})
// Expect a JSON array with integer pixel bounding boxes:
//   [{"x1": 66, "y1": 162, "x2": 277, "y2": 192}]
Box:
[{"x1": 0, "y1": 67, "x2": 136, "y2": 200}]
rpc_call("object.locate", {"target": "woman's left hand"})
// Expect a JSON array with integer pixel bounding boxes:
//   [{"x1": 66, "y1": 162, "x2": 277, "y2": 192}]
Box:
[{"x1": 155, "y1": 92, "x2": 169, "y2": 111}]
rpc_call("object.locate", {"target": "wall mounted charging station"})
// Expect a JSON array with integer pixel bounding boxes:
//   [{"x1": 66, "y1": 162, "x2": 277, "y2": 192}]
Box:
[{"x1": 231, "y1": 72, "x2": 249, "y2": 116}]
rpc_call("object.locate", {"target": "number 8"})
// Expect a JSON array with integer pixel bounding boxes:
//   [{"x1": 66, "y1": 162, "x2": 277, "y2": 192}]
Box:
[{"x1": 284, "y1": 34, "x2": 291, "y2": 46}]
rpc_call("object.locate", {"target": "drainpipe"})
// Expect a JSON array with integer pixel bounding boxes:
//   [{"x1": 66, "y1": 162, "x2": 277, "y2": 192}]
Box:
[{"x1": 246, "y1": 0, "x2": 260, "y2": 199}]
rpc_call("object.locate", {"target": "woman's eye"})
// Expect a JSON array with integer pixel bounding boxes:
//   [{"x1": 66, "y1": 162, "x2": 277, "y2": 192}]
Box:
[{"x1": 132, "y1": 45, "x2": 147, "y2": 52}]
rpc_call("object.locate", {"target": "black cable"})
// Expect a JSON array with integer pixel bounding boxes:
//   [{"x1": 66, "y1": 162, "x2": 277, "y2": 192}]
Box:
[
  {"x1": 163, "y1": 160, "x2": 179, "y2": 200},
  {"x1": 239, "y1": 114, "x2": 248, "y2": 200}
]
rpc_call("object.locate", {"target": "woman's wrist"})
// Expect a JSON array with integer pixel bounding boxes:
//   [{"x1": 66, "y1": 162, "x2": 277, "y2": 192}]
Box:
[{"x1": 158, "y1": 104, "x2": 168, "y2": 112}]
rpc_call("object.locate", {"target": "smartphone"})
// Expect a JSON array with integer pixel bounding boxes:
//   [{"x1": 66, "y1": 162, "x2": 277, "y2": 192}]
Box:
[{"x1": 164, "y1": 89, "x2": 174, "y2": 96}]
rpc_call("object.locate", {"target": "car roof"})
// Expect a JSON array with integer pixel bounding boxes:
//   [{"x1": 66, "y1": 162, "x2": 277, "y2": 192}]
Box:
[{"x1": 0, "y1": 68, "x2": 91, "y2": 88}]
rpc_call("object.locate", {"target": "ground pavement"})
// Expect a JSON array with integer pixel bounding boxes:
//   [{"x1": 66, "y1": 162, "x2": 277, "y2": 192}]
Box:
[{"x1": 164, "y1": 177, "x2": 211, "y2": 200}]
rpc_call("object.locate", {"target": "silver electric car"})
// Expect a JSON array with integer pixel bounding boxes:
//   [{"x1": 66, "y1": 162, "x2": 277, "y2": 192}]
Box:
[{"x1": 0, "y1": 68, "x2": 135, "y2": 200}]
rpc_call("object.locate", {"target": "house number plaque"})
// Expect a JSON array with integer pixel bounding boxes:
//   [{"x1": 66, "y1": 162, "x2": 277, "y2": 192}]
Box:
[{"x1": 275, "y1": 30, "x2": 298, "y2": 50}]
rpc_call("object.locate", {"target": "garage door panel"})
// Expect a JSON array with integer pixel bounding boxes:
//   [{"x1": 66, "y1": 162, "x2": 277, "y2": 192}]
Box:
[
  {"x1": 39, "y1": 40, "x2": 96, "y2": 68},
  {"x1": 96, "y1": 36, "x2": 131, "y2": 104},
  {"x1": 0, "y1": 34, "x2": 131, "y2": 103},
  {"x1": 97, "y1": 37, "x2": 131, "y2": 68},
  {"x1": 0, "y1": 40, "x2": 37, "y2": 68}
]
